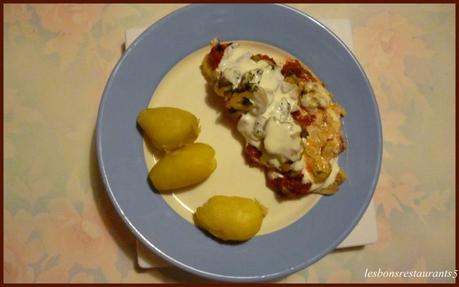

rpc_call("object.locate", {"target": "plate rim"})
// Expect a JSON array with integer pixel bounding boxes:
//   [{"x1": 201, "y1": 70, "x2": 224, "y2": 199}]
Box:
[{"x1": 96, "y1": 3, "x2": 383, "y2": 282}]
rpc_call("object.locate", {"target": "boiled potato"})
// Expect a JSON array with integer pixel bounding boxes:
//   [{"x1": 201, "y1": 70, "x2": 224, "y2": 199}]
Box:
[
  {"x1": 137, "y1": 107, "x2": 200, "y2": 151},
  {"x1": 194, "y1": 195, "x2": 267, "y2": 241},
  {"x1": 149, "y1": 143, "x2": 216, "y2": 191}
]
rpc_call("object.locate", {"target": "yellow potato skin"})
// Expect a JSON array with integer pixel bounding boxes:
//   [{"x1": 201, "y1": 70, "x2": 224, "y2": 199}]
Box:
[
  {"x1": 137, "y1": 107, "x2": 200, "y2": 151},
  {"x1": 149, "y1": 143, "x2": 216, "y2": 191},
  {"x1": 194, "y1": 195, "x2": 267, "y2": 241}
]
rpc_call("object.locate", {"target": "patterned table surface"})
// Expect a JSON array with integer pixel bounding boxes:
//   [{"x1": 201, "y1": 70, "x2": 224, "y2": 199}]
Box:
[{"x1": 4, "y1": 4, "x2": 455, "y2": 283}]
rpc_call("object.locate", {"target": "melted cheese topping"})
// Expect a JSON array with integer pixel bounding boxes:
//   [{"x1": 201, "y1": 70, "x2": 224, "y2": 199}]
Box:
[
  {"x1": 301, "y1": 82, "x2": 332, "y2": 109},
  {"x1": 217, "y1": 43, "x2": 341, "y2": 190},
  {"x1": 302, "y1": 157, "x2": 340, "y2": 190}
]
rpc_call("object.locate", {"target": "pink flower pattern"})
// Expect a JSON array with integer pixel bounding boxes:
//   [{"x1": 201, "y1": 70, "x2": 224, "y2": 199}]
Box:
[{"x1": 3, "y1": 4, "x2": 455, "y2": 283}]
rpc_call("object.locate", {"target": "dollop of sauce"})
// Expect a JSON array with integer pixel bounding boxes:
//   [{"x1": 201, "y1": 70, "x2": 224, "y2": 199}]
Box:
[{"x1": 264, "y1": 118, "x2": 302, "y2": 162}]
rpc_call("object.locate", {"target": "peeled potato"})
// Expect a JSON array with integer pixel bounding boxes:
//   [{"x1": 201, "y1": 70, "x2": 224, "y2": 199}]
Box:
[
  {"x1": 194, "y1": 195, "x2": 267, "y2": 241},
  {"x1": 149, "y1": 143, "x2": 216, "y2": 191},
  {"x1": 137, "y1": 107, "x2": 200, "y2": 151}
]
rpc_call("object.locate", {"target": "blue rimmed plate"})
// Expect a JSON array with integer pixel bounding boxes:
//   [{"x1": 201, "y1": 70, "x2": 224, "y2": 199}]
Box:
[{"x1": 97, "y1": 4, "x2": 382, "y2": 282}]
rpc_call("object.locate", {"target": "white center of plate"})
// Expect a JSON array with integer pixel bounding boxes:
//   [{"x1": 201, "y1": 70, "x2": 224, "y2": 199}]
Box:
[{"x1": 143, "y1": 41, "x2": 322, "y2": 235}]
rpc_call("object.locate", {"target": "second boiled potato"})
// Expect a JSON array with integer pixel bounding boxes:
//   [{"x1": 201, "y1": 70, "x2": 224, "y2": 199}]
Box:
[
  {"x1": 149, "y1": 143, "x2": 216, "y2": 191},
  {"x1": 137, "y1": 107, "x2": 200, "y2": 151}
]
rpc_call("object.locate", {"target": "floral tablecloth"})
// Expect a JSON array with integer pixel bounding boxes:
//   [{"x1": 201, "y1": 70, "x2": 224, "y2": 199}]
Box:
[{"x1": 4, "y1": 4, "x2": 455, "y2": 283}]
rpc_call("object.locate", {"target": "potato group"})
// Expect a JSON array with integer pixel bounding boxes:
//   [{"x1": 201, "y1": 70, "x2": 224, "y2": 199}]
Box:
[
  {"x1": 137, "y1": 107, "x2": 200, "y2": 151},
  {"x1": 149, "y1": 143, "x2": 217, "y2": 191},
  {"x1": 194, "y1": 195, "x2": 267, "y2": 241},
  {"x1": 137, "y1": 106, "x2": 267, "y2": 242}
]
